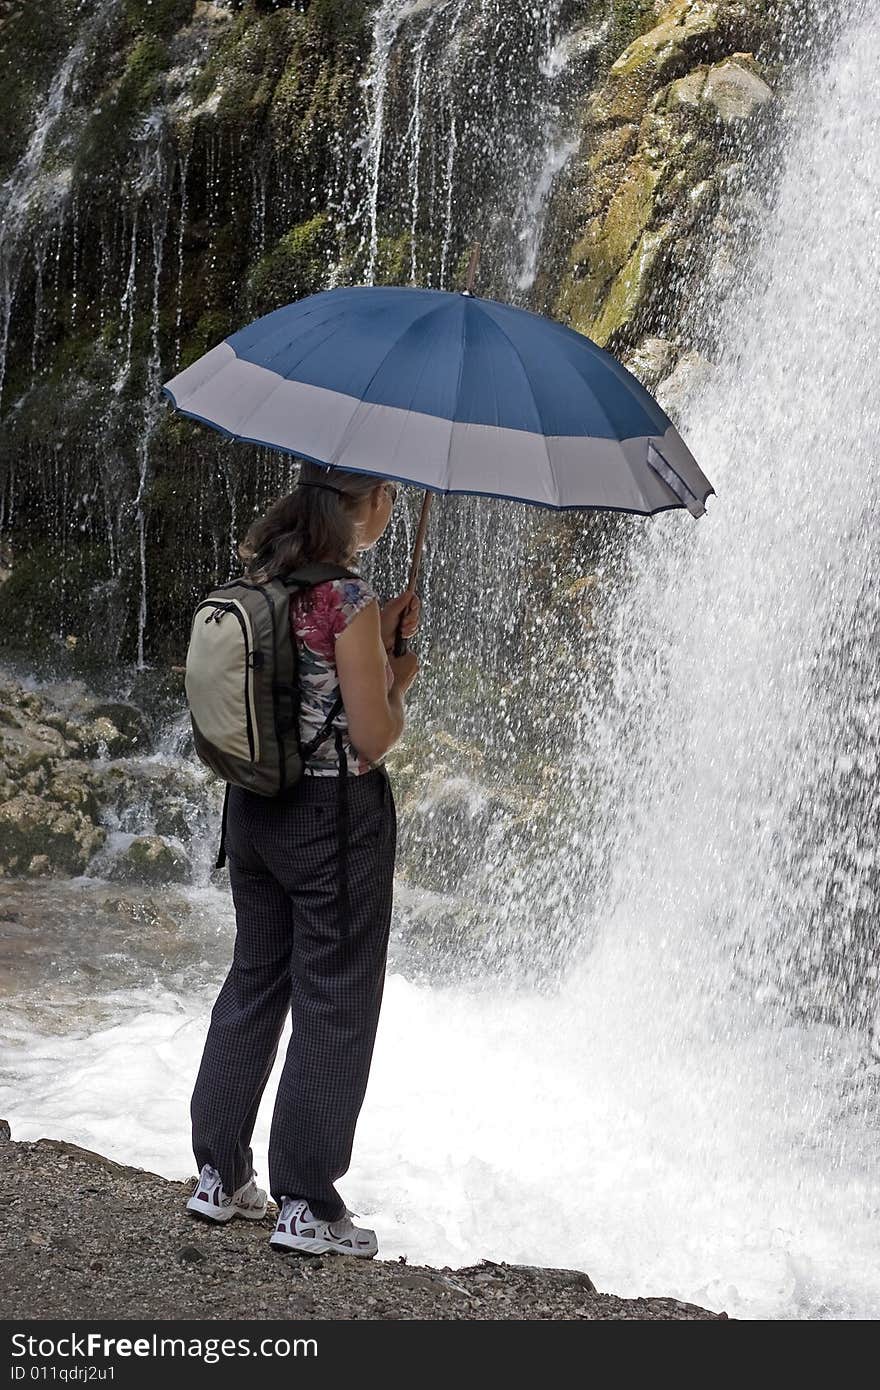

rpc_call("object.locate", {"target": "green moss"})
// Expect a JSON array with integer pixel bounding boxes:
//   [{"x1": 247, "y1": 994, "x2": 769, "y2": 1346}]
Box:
[
  {"x1": 74, "y1": 33, "x2": 171, "y2": 178},
  {"x1": 247, "y1": 213, "x2": 335, "y2": 315},
  {"x1": 589, "y1": 222, "x2": 674, "y2": 346},
  {"x1": 209, "y1": 11, "x2": 300, "y2": 125},
  {"x1": 0, "y1": 540, "x2": 115, "y2": 667},
  {"x1": 0, "y1": 3, "x2": 76, "y2": 179},
  {"x1": 601, "y1": 159, "x2": 660, "y2": 268},
  {"x1": 177, "y1": 310, "x2": 232, "y2": 369},
  {"x1": 607, "y1": 0, "x2": 662, "y2": 53},
  {"x1": 371, "y1": 232, "x2": 417, "y2": 287},
  {"x1": 123, "y1": 0, "x2": 196, "y2": 39}
]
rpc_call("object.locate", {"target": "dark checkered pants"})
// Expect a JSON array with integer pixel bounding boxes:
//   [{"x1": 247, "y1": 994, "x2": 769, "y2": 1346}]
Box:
[{"x1": 190, "y1": 766, "x2": 396, "y2": 1221}]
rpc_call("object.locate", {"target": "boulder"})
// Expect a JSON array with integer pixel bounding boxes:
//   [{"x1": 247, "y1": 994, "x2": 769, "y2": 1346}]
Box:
[
  {"x1": 656, "y1": 350, "x2": 717, "y2": 419},
  {"x1": 70, "y1": 702, "x2": 151, "y2": 758},
  {"x1": 702, "y1": 55, "x2": 773, "y2": 122},
  {"x1": 590, "y1": 222, "x2": 675, "y2": 346},
  {"x1": 623, "y1": 336, "x2": 680, "y2": 388},
  {"x1": 46, "y1": 762, "x2": 101, "y2": 821},
  {"x1": 0, "y1": 793, "x2": 106, "y2": 877},
  {"x1": 0, "y1": 722, "x2": 71, "y2": 777},
  {"x1": 103, "y1": 836, "x2": 192, "y2": 886},
  {"x1": 591, "y1": 2, "x2": 726, "y2": 126}
]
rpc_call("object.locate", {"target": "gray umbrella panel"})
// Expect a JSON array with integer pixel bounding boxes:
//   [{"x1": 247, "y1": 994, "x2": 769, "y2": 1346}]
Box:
[{"x1": 164, "y1": 341, "x2": 713, "y2": 518}]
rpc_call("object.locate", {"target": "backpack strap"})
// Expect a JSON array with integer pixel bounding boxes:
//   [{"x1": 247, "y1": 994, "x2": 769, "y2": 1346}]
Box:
[
  {"x1": 300, "y1": 690, "x2": 344, "y2": 759},
  {"x1": 334, "y1": 728, "x2": 350, "y2": 937},
  {"x1": 215, "y1": 782, "x2": 231, "y2": 871},
  {"x1": 286, "y1": 563, "x2": 361, "y2": 759}
]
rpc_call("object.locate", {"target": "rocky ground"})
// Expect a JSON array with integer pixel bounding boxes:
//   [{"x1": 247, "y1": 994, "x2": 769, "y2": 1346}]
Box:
[{"x1": 0, "y1": 1125, "x2": 727, "y2": 1321}]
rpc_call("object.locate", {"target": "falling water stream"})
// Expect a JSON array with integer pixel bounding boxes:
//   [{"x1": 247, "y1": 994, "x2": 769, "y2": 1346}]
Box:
[{"x1": 2, "y1": 1, "x2": 879, "y2": 1320}]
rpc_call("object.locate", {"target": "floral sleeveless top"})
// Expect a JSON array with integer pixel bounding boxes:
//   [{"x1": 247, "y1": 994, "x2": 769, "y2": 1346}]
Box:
[{"x1": 289, "y1": 577, "x2": 394, "y2": 776}]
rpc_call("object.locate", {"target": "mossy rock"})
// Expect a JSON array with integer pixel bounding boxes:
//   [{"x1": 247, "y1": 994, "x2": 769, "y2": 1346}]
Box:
[
  {"x1": 71, "y1": 714, "x2": 140, "y2": 761},
  {"x1": 123, "y1": 0, "x2": 196, "y2": 39},
  {"x1": 0, "y1": 539, "x2": 121, "y2": 669},
  {"x1": 560, "y1": 156, "x2": 661, "y2": 335},
  {"x1": 86, "y1": 703, "x2": 152, "y2": 754},
  {"x1": 247, "y1": 213, "x2": 335, "y2": 316},
  {"x1": 0, "y1": 723, "x2": 70, "y2": 779},
  {"x1": 589, "y1": 1, "x2": 752, "y2": 127},
  {"x1": 599, "y1": 159, "x2": 661, "y2": 271},
  {"x1": 589, "y1": 221, "x2": 675, "y2": 346},
  {"x1": 105, "y1": 835, "x2": 192, "y2": 885},
  {"x1": 0, "y1": 793, "x2": 106, "y2": 878},
  {"x1": 45, "y1": 763, "x2": 101, "y2": 823},
  {"x1": 702, "y1": 54, "x2": 773, "y2": 122},
  {"x1": 74, "y1": 34, "x2": 173, "y2": 181}
]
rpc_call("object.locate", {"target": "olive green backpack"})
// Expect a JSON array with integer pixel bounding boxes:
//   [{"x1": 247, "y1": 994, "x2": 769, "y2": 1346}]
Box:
[{"x1": 184, "y1": 562, "x2": 359, "y2": 865}]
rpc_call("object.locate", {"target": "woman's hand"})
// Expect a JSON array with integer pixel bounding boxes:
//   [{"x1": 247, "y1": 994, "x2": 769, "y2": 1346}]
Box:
[
  {"x1": 388, "y1": 649, "x2": 419, "y2": 695},
  {"x1": 380, "y1": 590, "x2": 421, "y2": 652}
]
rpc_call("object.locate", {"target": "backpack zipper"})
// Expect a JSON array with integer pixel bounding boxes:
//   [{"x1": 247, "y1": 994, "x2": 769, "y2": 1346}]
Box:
[{"x1": 193, "y1": 599, "x2": 259, "y2": 763}]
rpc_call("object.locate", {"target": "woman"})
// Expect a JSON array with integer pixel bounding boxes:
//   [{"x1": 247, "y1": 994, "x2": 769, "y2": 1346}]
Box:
[{"x1": 186, "y1": 462, "x2": 420, "y2": 1259}]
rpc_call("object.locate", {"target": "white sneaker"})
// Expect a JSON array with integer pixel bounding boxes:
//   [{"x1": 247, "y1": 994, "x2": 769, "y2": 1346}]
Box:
[
  {"x1": 186, "y1": 1163, "x2": 268, "y2": 1223},
  {"x1": 269, "y1": 1197, "x2": 378, "y2": 1258}
]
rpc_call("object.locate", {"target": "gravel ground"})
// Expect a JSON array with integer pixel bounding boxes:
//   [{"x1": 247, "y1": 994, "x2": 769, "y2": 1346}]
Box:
[{"x1": 0, "y1": 1124, "x2": 727, "y2": 1320}]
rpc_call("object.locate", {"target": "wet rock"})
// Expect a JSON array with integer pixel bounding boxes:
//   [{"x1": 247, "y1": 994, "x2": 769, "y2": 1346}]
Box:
[
  {"x1": 0, "y1": 722, "x2": 71, "y2": 775},
  {"x1": 623, "y1": 336, "x2": 680, "y2": 387},
  {"x1": 0, "y1": 1131, "x2": 728, "y2": 1319},
  {"x1": 591, "y1": 221, "x2": 675, "y2": 346},
  {"x1": 103, "y1": 835, "x2": 192, "y2": 886},
  {"x1": 557, "y1": 2, "x2": 781, "y2": 351},
  {"x1": 0, "y1": 793, "x2": 106, "y2": 878},
  {"x1": 46, "y1": 762, "x2": 101, "y2": 820},
  {"x1": 90, "y1": 701, "x2": 151, "y2": 749},
  {"x1": 73, "y1": 709, "x2": 146, "y2": 760},
  {"x1": 656, "y1": 349, "x2": 717, "y2": 419},
  {"x1": 702, "y1": 54, "x2": 773, "y2": 122},
  {"x1": 590, "y1": 1, "x2": 728, "y2": 126},
  {"x1": 659, "y1": 65, "x2": 710, "y2": 111},
  {"x1": 91, "y1": 762, "x2": 208, "y2": 844}
]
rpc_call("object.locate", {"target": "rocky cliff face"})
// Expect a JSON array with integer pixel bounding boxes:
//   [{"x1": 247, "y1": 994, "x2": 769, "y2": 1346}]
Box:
[
  {"x1": 1, "y1": 0, "x2": 813, "y2": 671},
  {"x1": 554, "y1": 1, "x2": 783, "y2": 355}
]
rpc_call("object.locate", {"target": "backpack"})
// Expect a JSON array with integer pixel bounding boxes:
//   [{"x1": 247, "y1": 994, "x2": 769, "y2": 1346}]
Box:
[{"x1": 184, "y1": 562, "x2": 361, "y2": 866}]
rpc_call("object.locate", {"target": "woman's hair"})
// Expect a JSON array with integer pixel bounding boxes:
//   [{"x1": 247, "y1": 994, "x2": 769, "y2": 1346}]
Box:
[{"x1": 239, "y1": 461, "x2": 385, "y2": 581}]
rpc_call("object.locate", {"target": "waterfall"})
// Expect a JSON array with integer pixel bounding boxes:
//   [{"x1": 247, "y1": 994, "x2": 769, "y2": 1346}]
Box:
[
  {"x1": 575, "y1": 0, "x2": 880, "y2": 1037},
  {"x1": 2, "y1": 0, "x2": 879, "y2": 1321},
  {"x1": 0, "y1": 0, "x2": 115, "y2": 411},
  {"x1": 339, "y1": 0, "x2": 581, "y2": 294},
  {"x1": 503, "y1": 0, "x2": 879, "y2": 1317}
]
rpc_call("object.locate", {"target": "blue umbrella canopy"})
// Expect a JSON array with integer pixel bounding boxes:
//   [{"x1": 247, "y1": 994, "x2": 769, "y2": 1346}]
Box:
[{"x1": 163, "y1": 285, "x2": 713, "y2": 518}]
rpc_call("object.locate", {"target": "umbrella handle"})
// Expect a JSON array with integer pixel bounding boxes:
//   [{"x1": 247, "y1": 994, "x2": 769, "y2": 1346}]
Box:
[{"x1": 393, "y1": 491, "x2": 432, "y2": 656}]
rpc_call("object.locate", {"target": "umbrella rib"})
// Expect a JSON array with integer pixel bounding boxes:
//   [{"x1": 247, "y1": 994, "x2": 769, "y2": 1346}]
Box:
[
  {"x1": 231, "y1": 298, "x2": 453, "y2": 456},
  {"x1": 470, "y1": 306, "x2": 557, "y2": 504},
  {"x1": 498, "y1": 315, "x2": 647, "y2": 500},
  {"x1": 327, "y1": 298, "x2": 460, "y2": 467},
  {"x1": 443, "y1": 297, "x2": 468, "y2": 492}
]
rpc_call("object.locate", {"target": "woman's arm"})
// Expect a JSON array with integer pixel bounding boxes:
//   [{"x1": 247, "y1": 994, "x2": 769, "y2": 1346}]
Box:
[{"x1": 335, "y1": 599, "x2": 418, "y2": 763}]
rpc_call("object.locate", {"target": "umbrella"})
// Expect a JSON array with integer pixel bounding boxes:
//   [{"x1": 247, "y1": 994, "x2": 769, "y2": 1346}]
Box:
[{"x1": 163, "y1": 252, "x2": 713, "y2": 650}]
